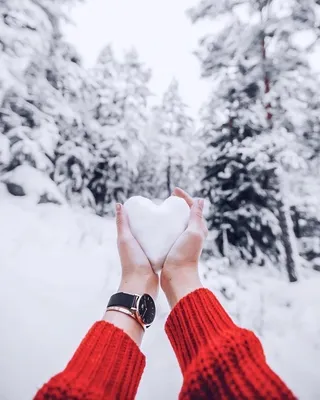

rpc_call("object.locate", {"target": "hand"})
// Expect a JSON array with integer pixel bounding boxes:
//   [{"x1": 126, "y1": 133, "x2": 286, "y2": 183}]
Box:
[
  {"x1": 161, "y1": 188, "x2": 208, "y2": 308},
  {"x1": 115, "y1": 203, "x2": 159, "y2": 299},
  {"x1": 104, "y1": 203, "x2": 159, "y2": 346}
]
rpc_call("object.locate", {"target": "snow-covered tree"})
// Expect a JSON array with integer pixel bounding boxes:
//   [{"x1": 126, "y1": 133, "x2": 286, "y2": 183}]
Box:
[
  {"x1": 45, "y1": 38, "x2": 97, "y2": 209},
  {"x1": 46, "y1": 38, "x2": 92, "y2": 110},
  {"x1": 119, "y1": 49, "x2": 151, "y2": 159},
  {"x1": 132, "y1": 106, "x2": 161, "y2": 199},
  {"x1": 0, "y1": 0, "x2": 62, "y2": 173},
  {"x1": 91, "y1": 45, "x2": 121, "y2": 126},
  {"x1": 189, "y1": 0, "x2": 320, "y2": 281},
  {"x1": 289, "y1": 169, "x2": 320, "y2": 269},
  {"x1": 89, "y1": 47, "x2": 151, "y2": 213},
  {"x1": 302, "y1": 94, "x2": 320, "y2": 161},
  {"x1": 85, "y1": 45, "x2": 120, "y2": 214},
  {"x1": 53, "y1": 137, "x2": 96, "y2": 210},
  {"x1": 0, "y1": 0, "x2": 97, "y2": 208},
  {"x1": 0, "y1": 0, "x2": 56, "y2": 102},
  {"x1": 148, "y1": 79, "x2": 195, "y2": 198},
  {"x1": 200, "y1": 93, "x2": 283, "y2": 266}
]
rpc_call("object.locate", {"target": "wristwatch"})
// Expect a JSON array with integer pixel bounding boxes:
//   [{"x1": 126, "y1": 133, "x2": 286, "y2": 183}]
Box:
[{"x1": 107, "y1": 292, "x2": 156, "y2": 330}]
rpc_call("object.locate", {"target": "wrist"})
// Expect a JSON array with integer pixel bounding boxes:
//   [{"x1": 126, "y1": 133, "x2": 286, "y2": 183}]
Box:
[
  {"x1": 161, "y1": 268, "x2": 203, "y2": 309},
  {"x1": 119, "y1": 273, "x2": 158, "y2": 299},
  {"x1": 105, "y1": 282, "x2": 152, "y2": 346},
  {"x1": 104, "y1": 310, "x2": 144, "y2": 346}
]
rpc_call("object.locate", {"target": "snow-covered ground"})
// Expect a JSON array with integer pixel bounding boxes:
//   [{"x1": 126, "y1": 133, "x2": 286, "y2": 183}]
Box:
[{"x1": 0, "y1": 195, "x2": 319, "y2": 400}]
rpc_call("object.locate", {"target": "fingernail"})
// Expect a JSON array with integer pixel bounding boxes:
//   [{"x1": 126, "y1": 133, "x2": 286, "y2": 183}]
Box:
[
  {"x1": 116, "y1": 203, "x2": 122, "y2": 212},
  {"x1": 198, "y1": 199, "x2": 204, "y2": 210}
]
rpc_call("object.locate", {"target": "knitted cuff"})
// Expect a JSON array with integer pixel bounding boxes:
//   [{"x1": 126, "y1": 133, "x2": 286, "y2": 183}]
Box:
[
  {"x1": 63, "y1": 321, "x2": 145, "y2": 399},
  {"x1": 165, "y1": 288, "x2": 236, "y2": 373}
]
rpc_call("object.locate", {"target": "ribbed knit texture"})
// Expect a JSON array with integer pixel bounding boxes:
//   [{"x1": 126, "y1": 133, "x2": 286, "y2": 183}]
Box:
[
  {"x1": 34, "y1": 321, "x2": 145, "y2": 400},
  {"x1": 34, "y1": 289, "x2": 296, "y2": 400},
  {"x1": 165, "y1": 288, "x2": 296, "y2": 399}
]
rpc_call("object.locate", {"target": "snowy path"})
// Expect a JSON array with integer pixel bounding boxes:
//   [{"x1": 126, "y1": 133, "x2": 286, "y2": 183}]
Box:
[{"x1": 0, "y1": 198, "x2": 319, "y2": 399}]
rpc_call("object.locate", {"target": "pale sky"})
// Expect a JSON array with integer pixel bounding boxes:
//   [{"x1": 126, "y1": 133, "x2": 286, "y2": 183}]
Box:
[
  {"x1": 64, "y1": 0, "x2": 213, "y2": 117},
  {"x1": 64, "y1": 1, "x2": 320, "y2": 119}
]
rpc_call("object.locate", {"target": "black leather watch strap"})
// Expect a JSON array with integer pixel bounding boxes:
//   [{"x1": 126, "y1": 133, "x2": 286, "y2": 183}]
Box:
[{"x1": 107, "y1": 292, "x2": 137, "y2": 310}]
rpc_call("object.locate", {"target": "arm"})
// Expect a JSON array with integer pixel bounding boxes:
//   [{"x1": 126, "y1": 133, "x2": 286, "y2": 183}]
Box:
[
  {"x1": 34, "y1": 203, "x2": 158, "y2": 400},
  {"x1": 34, "y1": 321, "x2": 145, "y2": 400},
  {"x1": 162, "y1": 188, "x2": 296, "y2": 400},
  {"x1": 166, "y1": 288, "x2": 296, "y2": 399}
]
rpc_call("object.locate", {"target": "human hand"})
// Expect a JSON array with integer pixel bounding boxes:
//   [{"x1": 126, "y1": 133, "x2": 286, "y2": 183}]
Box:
[
  {"x1": 161, "y1": 188, "x2": 208, "y2": 308},
  {"x1": 115, "y1": 203, "x2": 159, "y2": 299},
  {"x1": 104, "y1": 203, "x2": 158, "y2": 345}
]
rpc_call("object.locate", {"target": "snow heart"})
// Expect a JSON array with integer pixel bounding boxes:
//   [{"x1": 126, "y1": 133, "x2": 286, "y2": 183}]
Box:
[{"x1": 124, "y1": 196, "x2": 190, "y2": 273}]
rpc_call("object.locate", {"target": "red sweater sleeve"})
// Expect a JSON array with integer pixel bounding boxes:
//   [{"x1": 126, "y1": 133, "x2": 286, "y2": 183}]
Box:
[
  {"x1": 34, "y1": 321, "x2": 145, "y2": 400},
  {"x1": 165, "y1": 288, "x2": 296, "y2": 399}
]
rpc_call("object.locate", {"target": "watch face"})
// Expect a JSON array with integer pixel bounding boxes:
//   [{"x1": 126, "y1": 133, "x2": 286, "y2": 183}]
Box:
[{"x1": 137, "y1": 294, "x2": 156, "y2": 325}]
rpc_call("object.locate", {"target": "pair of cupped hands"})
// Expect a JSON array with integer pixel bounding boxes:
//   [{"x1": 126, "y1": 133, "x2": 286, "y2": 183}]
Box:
[{"x1": 116, "y1": 188, "x2": 208, "y2": 308}]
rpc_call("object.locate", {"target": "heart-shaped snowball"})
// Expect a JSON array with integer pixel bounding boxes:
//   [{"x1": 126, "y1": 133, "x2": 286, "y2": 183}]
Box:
[{"x1": 124, "y1": 196, "x2": 190, "y2": 273}]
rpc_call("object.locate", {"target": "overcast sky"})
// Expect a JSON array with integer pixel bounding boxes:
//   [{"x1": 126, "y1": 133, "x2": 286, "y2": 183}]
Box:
[
  {"x1": 64, "y1": 1, "x2": 320, "y2": 119},
  {"x1": 64, "y1": 0, "x2": 213, "y2": 117}
]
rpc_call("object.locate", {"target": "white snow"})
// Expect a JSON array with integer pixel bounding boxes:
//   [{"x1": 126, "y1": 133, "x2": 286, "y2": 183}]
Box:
[
  {"x1": 124, "y1": 196, "x2": 190, "y2": 272},
  {"x1": 0, "y1": 133, "x2": 10, "y2": 166},
  {"x1": 0, "y1": 165, "x2": 66, "y2": 205},
  {"x1": 0, "y1": 198, "x2": 319, "y2": 400}
]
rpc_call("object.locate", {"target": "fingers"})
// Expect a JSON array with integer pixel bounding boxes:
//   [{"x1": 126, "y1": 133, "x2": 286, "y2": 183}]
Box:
[
  {"x1": 188, "y1": 198, "x2": 208, "y2": 238},
  {"x1": 172, "y1": 187, "x2": 193, "y2": 208},
  {"x1": 116, "y1": 203, "x2": 132, "y2": 240},
  {"x1": 189, "y1": 198, "x2": 204, "y2": 226},
  {"x1": 172, "y1": 187, "x2": 208, "y2": 237}
]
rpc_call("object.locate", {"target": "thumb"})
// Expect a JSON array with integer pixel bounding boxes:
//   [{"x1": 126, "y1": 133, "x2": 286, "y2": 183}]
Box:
[
  {"x1": 116, "y1": 203, "x2": 131, "y2": 239},
  {"x1": 188, "y1": 198, "x2": 204, "y2": 229}
]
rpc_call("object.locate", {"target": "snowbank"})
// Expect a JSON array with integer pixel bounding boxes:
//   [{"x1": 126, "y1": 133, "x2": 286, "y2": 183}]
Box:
[
  {"x1": 0, "y1": 165, "x2": 66, "y2": 205},
  {"x1": 0, "y1": 197, "x2": 319, "y2": 399}
]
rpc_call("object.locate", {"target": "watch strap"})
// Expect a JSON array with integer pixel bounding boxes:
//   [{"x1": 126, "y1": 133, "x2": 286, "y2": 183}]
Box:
[{"x1": 107, "y1": 292, "x2": 137, "y2": 310}]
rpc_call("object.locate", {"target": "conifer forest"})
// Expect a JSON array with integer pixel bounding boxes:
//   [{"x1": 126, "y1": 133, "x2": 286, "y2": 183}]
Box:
[{"x1": 0, "y1": 1, "x2": 320, "y2": 399}]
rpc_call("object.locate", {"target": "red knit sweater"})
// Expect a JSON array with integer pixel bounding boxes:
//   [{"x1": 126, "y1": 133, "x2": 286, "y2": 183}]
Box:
[{"x1": 34, "y1": 289, "x2": 296, "y2": 399}]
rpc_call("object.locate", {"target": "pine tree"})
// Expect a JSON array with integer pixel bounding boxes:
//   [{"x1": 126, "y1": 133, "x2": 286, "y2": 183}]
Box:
[
  {"x1": 89, "y1": 47, "x2": 151, "y2": 213},
  {"x1": 0, "y1": 0, "x2": 61, "y2": 173},
  {"x1": 91, "y1": 45, "x2": 121, "y2": 126},
  {"x1": 133, "y1": 107, "x2": 163, "y2": 199},
  {"x1": 289, "y1": 166, "x2": 320, "y2": 270},
  {"x1": 0, "y1": 0, "x2": 97, "y2": 208},
  {"x1": 151, "y1": 79, "x2": 195, "y2": 198},
  {"x1": 86, "y1": 45, "x2": 120, "y2": 214},
  {"x1": 302, "y1": 93, "x2": 320, "y2": 161},
  {"x1": 189, "y1": 0, "x2": 320, "y2": 280},
  {"x1": 200, "y1": 95, "x2": 282, "y2": 265},
  {"x1": 119, "y1": 48, "x2": 151, "y2": 162},
  {"x1": 0, "y1": 0, "x2": 85, "y2": 182},
  {"x1": 46, "y1": 37, "x2": 97, "y2": 209}
]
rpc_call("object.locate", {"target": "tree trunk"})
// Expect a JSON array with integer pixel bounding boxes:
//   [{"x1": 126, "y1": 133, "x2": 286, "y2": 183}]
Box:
[
  {"x1": 222, "y1": 227, "x2": 230, "y2": 259},
  {"x1": 291, "y1": 206, "x2": 301, "y2": 238},
  {"x1": 276, "y1": 174, "x2": 299, "y2": 282},
  {"x1": 261, "y1": 34, "x2": 272, "y2": 121},
  {"x1": 166, "y1": 156, "x2": 171, "y2": 197},
  {"x1": 259, "y1": 9, "x2": 297, "y2": 282}
]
